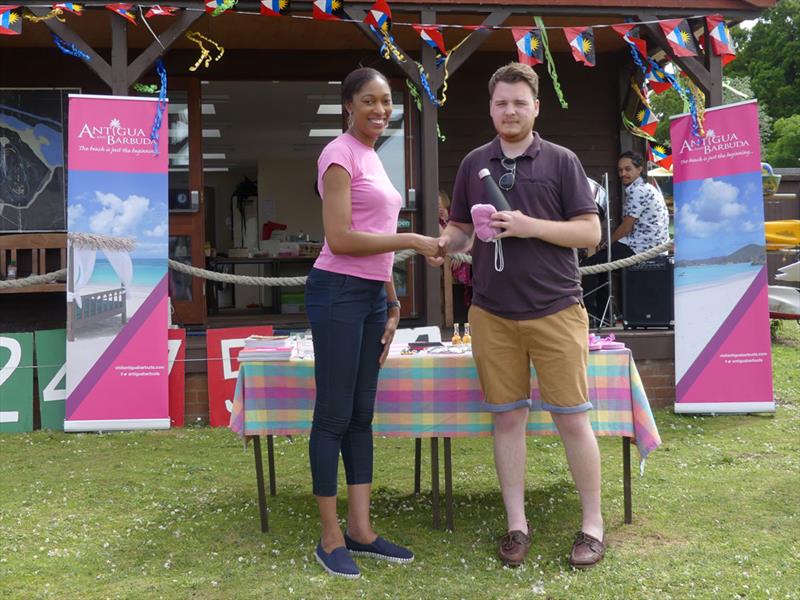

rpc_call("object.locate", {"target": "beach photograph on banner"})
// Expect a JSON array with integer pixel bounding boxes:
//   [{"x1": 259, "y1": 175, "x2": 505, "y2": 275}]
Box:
[{"x1": 66, "y1": 171, "x2": 169, "y2": 393}]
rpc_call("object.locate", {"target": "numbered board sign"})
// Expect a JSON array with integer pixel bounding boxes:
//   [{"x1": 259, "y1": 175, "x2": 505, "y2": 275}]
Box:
[
  {"x1": 35, "y1": 329, "x2": 67, "y2": 430},
  {"x1": 0, "y1": 333, "x2": 34, "y2": 433}
]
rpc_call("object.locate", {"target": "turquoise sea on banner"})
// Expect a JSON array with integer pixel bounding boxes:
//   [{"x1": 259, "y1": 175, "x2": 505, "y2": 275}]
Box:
[
  {"x1": 675, "y1": 263, "x2": 761, "y2": 289},
  {"x1": 88, "y1": 258, "x2": 166, "y2": 287}
]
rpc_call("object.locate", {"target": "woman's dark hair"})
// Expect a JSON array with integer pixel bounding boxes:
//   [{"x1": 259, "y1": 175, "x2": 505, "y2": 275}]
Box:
[
  {"x1": 618, "y1": 150, "x2": 645, "y2": 169},
  {"x1": 341, "y1": 67, "x2": 389, "y2": 104}
]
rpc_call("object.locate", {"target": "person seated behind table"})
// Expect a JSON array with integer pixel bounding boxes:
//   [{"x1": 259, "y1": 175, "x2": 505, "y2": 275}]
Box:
[{"x1": 581, "y1": 151, "x2": 670, "y2": 325}]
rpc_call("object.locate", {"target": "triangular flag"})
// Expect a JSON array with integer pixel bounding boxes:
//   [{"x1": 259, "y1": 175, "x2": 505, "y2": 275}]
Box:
[
  {"x1": 648, "y1": 143, "x2": 673, "y2": 170},
  {"x1": 564, "y1": 26, "x2": 596, "y2": 67},
  {"x1": 511, "y1": 28, "x2": 544, "y2": 67},
  {"x1": 412, "y1": 24, "x2": 447, "y2": 56},
  {"x1": 145, "y1": 5, "x2": 177, "y2": 18},
  {"x1": 659, "y1": 19, "x2": 698, "y2": 57},
  {"x1": 53, "y1": 3, "x2": 83, "y2": 15},
  {"x1": 645, "y1": 62, "x2": 672, "y2": 95},
  {"x1": 205, "y1": 0, "x2": 218, "y2": 14},
  {"x1": 611, "y1": 23, "x2": 647, "y2": 58},
  {"x1": 105, "y1": 3, "x2": 137, "y2": 25},
  {"x1": 706, "y1": 15, "x2": 736, "y2": 66},
  {"x1": 363, "y1": 0, "x2": 391, "y2": 34},
  {"x1": 312, "y1": 0, "x2": 344, "y2": 21},
  {"x1": 260, "y1": 0, "x2": 289, "y2": 17},
  {"x1": 0, "y1": 5, "x2": 21, "y2": 35},
  {"x1": 636, "y1": 105, "x2": 659, "y2": 137}
]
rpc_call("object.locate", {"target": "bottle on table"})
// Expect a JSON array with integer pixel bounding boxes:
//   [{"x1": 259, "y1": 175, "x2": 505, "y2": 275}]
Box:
[
  {"x1": 451, "y1": 323, "x2": 462, "y2": 345},
  {"x1": 462, "y1": 322, "x2": 471, "y2": 345},
  {"x1": 7, "y1": 260, "x2": 17, "y2": 280}
]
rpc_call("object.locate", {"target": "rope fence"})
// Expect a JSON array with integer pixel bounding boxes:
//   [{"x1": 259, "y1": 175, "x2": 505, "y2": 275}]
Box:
[{"x1": 0, "y1": 241, "x2": 674, "y2": 291}]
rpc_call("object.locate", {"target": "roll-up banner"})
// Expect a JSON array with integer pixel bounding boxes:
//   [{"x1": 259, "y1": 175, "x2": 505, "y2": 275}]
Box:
[
  {"x1": 670, "y1": 100, "x2": 774, "y2": 414},
  {"x1": 65, "y1": 95, "x2": 170, "y2": 431}
]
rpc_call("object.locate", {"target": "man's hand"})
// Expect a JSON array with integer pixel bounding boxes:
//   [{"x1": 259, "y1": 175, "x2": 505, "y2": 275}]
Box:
[
  {"x1": 491, "y1": 210, "x2": 536, "y2": 239},
  {"x1": 426, "y1": 236, "x2": 450, "y2": 267},
  {"x1": 414, "y1": 234, "x2": 444, "y2": 258}
]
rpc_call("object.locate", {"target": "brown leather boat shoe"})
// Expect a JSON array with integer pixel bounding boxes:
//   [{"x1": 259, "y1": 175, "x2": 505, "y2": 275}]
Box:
[
  {"x1": 497, "y1": 523, "x2": 532, "y2": 567},
  {"x1": 568, "y1": 531, "x2": 606, "y2": 569}
]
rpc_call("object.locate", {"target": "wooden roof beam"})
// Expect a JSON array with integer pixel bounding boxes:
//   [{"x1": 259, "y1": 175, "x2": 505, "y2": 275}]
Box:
[{"x1": 26, "y1": 6, "x2": 112, "y2": 88}]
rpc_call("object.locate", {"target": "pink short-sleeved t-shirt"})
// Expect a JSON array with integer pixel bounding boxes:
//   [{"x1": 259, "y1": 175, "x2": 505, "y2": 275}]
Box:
[{"x1": 314, "y1": 132, "x2": 402, "y2": 282}]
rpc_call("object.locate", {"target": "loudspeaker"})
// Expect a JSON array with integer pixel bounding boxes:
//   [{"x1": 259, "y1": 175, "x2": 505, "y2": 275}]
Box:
[{"x1": 622, "y1": 255, "x2": 674, "y2": 329}]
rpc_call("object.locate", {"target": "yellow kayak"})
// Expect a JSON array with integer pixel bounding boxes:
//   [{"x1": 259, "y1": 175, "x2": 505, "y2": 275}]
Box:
[{"x1": 765, "y1": 220, "x2": 800, "y2": 251}]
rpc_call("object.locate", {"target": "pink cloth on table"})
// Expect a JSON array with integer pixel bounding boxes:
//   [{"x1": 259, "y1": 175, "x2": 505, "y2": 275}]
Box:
[{"x1": 470, "y1": 203, "x2": 500, "y2": 242}]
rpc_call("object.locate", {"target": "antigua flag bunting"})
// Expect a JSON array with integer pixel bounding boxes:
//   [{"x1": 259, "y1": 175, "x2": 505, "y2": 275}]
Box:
[
  {"x1": 511, "y1": 28, "x2": 544, "y2": 67},
  {"x1": 611, "y1": 23, "x2": 647, "y2": 59},
  {"x1": 53, "y1": 3, "x2": 83, "y2": 14},
  {"x1": 312, "y1": 0, "x2": 344, "y2": 21},
  {"x1": 564, "y1": 26, "x2": 596, "y2": 67},
  {"x1": 659, "y1": 19, "x2": 698, "y2": 57},
  {"x1": 706, "y1": 15, "x2": 736, "y2": 66},
  {"x1": 636, "y1": 105, "x2": 659, "y2": 137},
  {"x1": 205, "y1": 0, "x2": 219, "y2": 13},
  {"x1": 363, "y1": 0, "x2": 390, "y2": 34},
  {"x1": 145, "y1": 5, "x2": 177, "y2": 17},
  {"x1": 260, "y1": 0, "x2": 289, "y2": 16},
  {"x1": 0, "y1": 5, "x2": 21, "y2": 35},
  {"x1": 412, "y1": 24, "x2": 447, "y2": 56},
  {"x1": 106, "y1": 3, "x2": 137, "y2": 24},
  {"x1": 645, "y1": 62, "x2": 672, "y2": 95},
  {"x1": 648, "y1": 143, "x2": 673, "y2": 170}
]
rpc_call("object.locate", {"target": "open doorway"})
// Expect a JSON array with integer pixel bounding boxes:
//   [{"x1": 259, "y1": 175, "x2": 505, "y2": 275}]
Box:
[{"x1": 200, "y1": 80, "x2": 415, "y2": 324}]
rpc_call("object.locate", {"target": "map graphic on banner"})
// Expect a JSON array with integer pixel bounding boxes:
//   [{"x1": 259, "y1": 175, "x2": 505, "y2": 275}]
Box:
[
  {"x1": 670, "y1": 100, "x2": 774, "y2": 413},
  {"x1": 65, "y1": 95, "x2": 170, "y2": 431}
]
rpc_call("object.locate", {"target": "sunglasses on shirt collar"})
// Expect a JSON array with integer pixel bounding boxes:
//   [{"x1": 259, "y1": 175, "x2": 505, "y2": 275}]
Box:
[{"x1": 498, "y1": 157, "x2": 517, "y2": 191}]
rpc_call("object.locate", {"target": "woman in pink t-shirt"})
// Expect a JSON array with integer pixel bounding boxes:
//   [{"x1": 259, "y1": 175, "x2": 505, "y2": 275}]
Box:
[{"x1": 306, "y1": 67, "x2": 441, "y2": 579}]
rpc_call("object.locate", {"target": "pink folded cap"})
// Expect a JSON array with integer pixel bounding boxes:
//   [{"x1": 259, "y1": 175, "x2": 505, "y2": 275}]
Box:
[{"x1": 471, "y1": 203, "x2": 500, "y2": 242}]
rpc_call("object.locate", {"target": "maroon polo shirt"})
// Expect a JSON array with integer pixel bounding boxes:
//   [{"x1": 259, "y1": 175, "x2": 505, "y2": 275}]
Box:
[{"x1": 450, "y1": 132, "x2": 597, "y2": 320}]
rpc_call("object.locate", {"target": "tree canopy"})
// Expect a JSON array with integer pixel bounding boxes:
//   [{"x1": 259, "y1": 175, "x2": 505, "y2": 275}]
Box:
[{"x1": 727, "y1": 0, "x2": 800, "y2": 122}]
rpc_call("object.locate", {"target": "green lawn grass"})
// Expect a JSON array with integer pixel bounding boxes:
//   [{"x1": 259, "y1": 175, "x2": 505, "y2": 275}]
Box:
[{"x1": 1, "y1": 322, "x2": 798, "y2": 599}]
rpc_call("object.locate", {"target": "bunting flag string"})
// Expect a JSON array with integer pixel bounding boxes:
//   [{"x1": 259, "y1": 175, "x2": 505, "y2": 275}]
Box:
[
  {"x1": 312, "y1": 0, "x2": 344, "y2": 21},
  {"x1": 260, "y1": 0, "x2": 289, "y2": 17},
  {"x1": 564, "y1": 26, "x2": 595, "y2": 67},
  {"x1": 659, "y1": 18, "x2": 698, "y2": 57},
  {"x1": 647, "y1": 142, "x2": 673, "y2": 170},
  {"x1": 53, "y1": 3, "x2": 83, "y2": 15},
  {"x1": 621, "y1": 112, "x2": 657, "y2": 143},
  {"x1": 534, "y1": 16, "x2": 568, "y2": 109},
  {"x1": 413, "y1": 24, "x2": 447, "y2": 63},
  {"x1": 144, "y1": 5, "x2": 177, "y2": 18},
  {"x1": 106, "y1": 3, "x2": 137, "y2": 25},
  {"x1": 706, "y1": 14, "x2": 736, "y2": 65},
  {"x1": 629, "y1": 79, "x2": 659, "y2": 137},
  {"x1": 0, "y1": 5, "x2": 23, "y2": 34},
  {"x1": 612, "y1": 23, "x2": 647, "y2": 75},
  {"x1": 511, "y1": 27, "x2": 544, "y2": 67},
  {"x1": 645, "y1": 61, "x2": 672, "y2": 95}
]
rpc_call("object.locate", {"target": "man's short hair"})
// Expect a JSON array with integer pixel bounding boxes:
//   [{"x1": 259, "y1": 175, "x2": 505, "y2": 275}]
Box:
[{"x1": 488, "y1": 62, "x2": 539, "y2": 100}]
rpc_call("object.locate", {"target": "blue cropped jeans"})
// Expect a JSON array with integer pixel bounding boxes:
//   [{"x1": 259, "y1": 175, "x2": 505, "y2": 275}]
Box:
[{"x1": 305, "y1": 268, "x2": 387, "y2": 497}]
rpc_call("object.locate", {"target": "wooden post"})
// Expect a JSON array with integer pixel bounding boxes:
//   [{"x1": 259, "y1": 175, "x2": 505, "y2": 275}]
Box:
[{"x1": 110, "y1": 13, "x2": 129, "y2": 95}]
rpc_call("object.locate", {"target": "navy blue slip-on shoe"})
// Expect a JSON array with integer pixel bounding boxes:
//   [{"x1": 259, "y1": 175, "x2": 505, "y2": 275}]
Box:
[
  {"x1": 314, "y1": 543, "x2": 361, "y2": 579},
  {"x1": 344, "y1": 532, "x2": 415, "y2": 564}
]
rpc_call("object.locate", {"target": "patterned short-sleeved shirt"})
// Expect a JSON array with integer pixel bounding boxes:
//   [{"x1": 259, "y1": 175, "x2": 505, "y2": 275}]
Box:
[{"x1": 618, "y1": 178, "x2": 670, "y2": 253}]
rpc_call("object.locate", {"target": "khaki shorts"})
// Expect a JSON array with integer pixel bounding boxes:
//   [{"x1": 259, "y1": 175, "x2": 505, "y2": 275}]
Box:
[{"x1": 469, "y1": 302, "x2": 591, "y2": 414}]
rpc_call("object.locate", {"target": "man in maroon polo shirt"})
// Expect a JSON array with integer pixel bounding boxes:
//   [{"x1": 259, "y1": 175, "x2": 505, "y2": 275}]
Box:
[{"x1": 429, "y1": 62, "x2": 605, "y2": 569}]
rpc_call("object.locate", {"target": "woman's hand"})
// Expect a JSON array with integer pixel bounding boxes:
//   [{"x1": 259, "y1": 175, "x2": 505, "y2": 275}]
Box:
[
  {"x1": 379, "y1": 307, "x2": 400, "y2": 365},
  {"x1": 414, "y1": 234, "x2": 445, "y2": 258}
]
